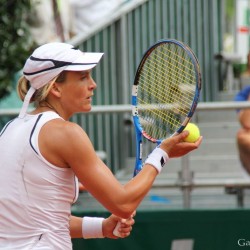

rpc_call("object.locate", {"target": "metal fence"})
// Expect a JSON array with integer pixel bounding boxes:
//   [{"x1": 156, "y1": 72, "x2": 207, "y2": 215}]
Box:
[
  {"x1": 66, "y1": 0, "x2": 225, "y2": 171},
  {"x1": 70, "y1": 0, "x2": 224, "y2": 102},
  {"x1": 0, "y1": 0, "x2": 225, "y2": 173},
  {"x1": 2, "y1": 101, "x2": 250, "y2": 208}
]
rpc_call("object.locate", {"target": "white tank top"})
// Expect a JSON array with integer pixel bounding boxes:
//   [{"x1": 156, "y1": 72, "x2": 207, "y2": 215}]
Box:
[{"x1": 0, "y1": 111, "x2": 79, "y2": 250}]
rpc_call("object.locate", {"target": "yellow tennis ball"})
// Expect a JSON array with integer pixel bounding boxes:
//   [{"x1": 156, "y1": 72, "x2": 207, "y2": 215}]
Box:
[{"x1": 183, "y1": 123, "x2": 200, "y2": 143}]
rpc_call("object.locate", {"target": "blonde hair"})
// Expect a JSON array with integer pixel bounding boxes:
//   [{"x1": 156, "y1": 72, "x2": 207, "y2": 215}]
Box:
[{"x1": 17, "y1": 71, "x2": 67, "y2": 107}]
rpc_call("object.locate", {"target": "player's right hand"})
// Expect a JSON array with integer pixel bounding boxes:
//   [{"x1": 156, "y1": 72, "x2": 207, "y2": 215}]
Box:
[{"x1": 159, "y1": 131, "x2": 202, "y2": 158}]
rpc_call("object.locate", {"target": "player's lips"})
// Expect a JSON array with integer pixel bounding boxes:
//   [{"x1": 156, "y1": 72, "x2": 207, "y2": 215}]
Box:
[{"x1": 87, "y1": 95, "x2": 93, "y2": 102}]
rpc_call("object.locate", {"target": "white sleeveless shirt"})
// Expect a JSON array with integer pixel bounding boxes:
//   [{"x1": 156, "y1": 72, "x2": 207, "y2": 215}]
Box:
[{"x1": 0, "y1": 112, "x2": 79, "y2": 250}]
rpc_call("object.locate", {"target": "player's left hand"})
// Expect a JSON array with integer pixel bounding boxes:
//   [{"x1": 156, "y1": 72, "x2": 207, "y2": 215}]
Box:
[{"x1": 102, "y1": 212, "x2": 136, "y2": 239}]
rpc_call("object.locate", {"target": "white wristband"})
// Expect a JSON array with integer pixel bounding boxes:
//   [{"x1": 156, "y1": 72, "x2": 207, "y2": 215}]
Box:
[
  {"x1": 145, "y1": 147, "x2": 169, "y2": 173},
  {"x1": 82, "y1": 217, "x2": 105, "y2": 239}
]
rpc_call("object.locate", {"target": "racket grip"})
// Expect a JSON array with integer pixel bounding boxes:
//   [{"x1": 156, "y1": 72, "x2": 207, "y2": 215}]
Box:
[{"x1": 113, "y1": 221, "x2": 122, "y2": 237}]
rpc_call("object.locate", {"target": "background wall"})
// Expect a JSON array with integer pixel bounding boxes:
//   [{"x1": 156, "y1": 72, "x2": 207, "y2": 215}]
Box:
[{"x1": 72, "y1": 209, "x2": 250, "y2": 250}]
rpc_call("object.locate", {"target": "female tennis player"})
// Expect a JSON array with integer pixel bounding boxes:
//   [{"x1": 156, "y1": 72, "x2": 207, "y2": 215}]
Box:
[{"x1": 0, "y1": 43, "x2": 202, "y2": 249}]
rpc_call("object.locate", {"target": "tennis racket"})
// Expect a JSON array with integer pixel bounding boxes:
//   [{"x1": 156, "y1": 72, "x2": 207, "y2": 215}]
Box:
[
  {"x1": 113, "y1": 38, "x2": 201, "y2": 236},
  {"x1": 132, "y1": 38, "x2": 201, "y2": 176}
]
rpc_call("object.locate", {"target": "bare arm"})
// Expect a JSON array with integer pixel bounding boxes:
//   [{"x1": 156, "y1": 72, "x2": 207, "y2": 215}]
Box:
[{"x1": 40, "y1": 120, "x2": 202, "y2": 219}]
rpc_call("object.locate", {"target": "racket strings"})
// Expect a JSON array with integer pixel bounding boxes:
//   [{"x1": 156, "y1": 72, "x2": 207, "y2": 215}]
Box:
[
  {"x1": 138, "y1": 73, "x2": 194, "y2": 115},
  {"x1": 143, "y1": 47, "x2": 196, "y2": 95},
  {"x1": 137, "y1": 88, "x2": 190, "y2": 123},
  {"x1": 140, "y1": 49, "x2": 196, "y2": 108},
  {"x1": 141, "y1": 59, "x2": 195, "y2": 99},
  {"x1": 137, "y1": 98, "x2": 181, "y2": 138},
  {"x1": 138, "y1": 98, "x2": 182, "y2": 138},
  {"x1": 139, "y1": 68, "x2": 194, "y2": 113},
  {"x1": 137, "y1": 43, "x2": 197, "y2": 140},
  {"x1": 157, "y1": 47, "x2": 196, "y2": 79},
  {"x1": 153, "y1": 44, "x2": 195, "y2": 79},
  {"x1": 140, "y1": 58, "x2": 195, "y2": 111}
]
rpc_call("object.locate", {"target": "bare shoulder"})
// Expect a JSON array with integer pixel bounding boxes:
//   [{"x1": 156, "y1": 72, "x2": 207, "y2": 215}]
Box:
[
  {"x1": 39, "y1": 119, "x2": 94, "y2": 167},
  {"x1": 42, "y1": 118, "x2": 86, "y2": 138},
  {"x1": 40, "y1": 118, "x2": 92, "y2": 148}
]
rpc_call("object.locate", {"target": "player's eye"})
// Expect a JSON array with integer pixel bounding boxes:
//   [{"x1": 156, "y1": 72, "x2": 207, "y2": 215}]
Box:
[{"x1": 80, "y1": 71, "x2": 91, "y2": 80}]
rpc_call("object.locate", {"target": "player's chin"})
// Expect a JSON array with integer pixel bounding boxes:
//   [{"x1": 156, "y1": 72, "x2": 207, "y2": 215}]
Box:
[{"x1": 80, "y1": 105, "x2": 92, "y2": 113}]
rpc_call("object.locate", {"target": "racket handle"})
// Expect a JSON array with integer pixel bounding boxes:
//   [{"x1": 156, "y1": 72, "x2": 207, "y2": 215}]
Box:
[{"x1": 113, "y1": 221, "x2": 122, "y2": 237}]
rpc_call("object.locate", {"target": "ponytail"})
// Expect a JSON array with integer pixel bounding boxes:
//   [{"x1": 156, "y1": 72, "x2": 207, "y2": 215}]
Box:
[
  {"x1": 16, "y1": 71, "x2": 67, "y2": 107},
  {"x1": 17, "y1": 76, "x2": 30, "y2": 102}
]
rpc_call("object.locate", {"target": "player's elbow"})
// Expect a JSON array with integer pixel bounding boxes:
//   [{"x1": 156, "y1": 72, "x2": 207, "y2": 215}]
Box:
[{"x1": 112, "y1": 204, "x2": 135, "y2": 219}]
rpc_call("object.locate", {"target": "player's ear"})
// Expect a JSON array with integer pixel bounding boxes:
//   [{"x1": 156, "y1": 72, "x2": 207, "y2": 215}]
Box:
[{"x1": 50, "y1": 83, "x2": 62, "y2": 98}]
